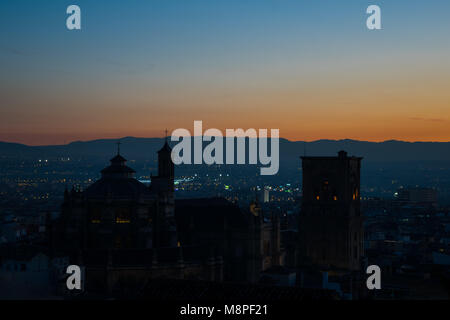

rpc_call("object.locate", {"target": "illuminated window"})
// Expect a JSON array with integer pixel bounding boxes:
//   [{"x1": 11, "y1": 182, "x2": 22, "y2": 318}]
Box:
[
  {"x1": 333, "y1": 196, "x2": 338, "y2": 201},
  {"x1": 90, "y1": 208, "x2": 101, "y2": 224},
  {"x1": 115, "y1": 208, "x2": 131, "y2": 224},
  {"x1": 316, "y1": 195, "x2": 320, "y2": 200}
]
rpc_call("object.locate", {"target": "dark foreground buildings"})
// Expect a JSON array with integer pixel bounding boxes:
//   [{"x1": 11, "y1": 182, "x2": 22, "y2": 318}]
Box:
[
  {"x1": 42, "y1": 147, "x2": 366, "y2": 298},
  {"x1": 3, "y1": 143, "x2": 450, "y2": 300},
  {"x1": 0, "y1": 143, "x2": 369, "y2": 300},
  {"x1": 3, "y1": 144, "x2": 368, "y2": 299}
]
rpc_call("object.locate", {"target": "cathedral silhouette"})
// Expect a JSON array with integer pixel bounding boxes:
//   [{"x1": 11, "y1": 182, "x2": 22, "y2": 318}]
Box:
[{"x1": 50, "y1": 140, "x2": 282, "y2": 294}]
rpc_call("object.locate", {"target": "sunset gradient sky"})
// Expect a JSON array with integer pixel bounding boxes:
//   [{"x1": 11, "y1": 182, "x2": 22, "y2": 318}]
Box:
[{"x1": 1, "y1": 0, "x2": 449, "y2": 145}]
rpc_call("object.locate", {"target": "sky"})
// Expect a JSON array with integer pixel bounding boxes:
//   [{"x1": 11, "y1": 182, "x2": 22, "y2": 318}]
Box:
[{"x1": 0, "y1": 0, "x2": 449, "y2": 145}]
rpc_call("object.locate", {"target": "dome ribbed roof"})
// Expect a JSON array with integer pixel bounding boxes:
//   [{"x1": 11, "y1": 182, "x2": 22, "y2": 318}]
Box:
[
  {"x1": 84, "y1": 152, "x2": 151, "y2": 200},
  {"x1": 100, "y1": 153, "x2": 136, "y2": 178}
]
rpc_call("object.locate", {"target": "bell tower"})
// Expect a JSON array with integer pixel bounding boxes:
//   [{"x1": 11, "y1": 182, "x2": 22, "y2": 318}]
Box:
[
  {"x1": 151, "y1": 132, "x2": 177, "y2": 247},
  {"x1": 298, "y1": 151, "x2": 364, "y2": 271}
]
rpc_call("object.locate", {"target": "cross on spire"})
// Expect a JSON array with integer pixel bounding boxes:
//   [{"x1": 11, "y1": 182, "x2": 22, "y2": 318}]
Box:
[{"x1": 116, "y1": 140, "x2": 121, "y2": 155}]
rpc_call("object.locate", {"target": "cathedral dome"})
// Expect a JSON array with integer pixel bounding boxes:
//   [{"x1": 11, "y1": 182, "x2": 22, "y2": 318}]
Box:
[
  {"x1": 100, "y1": 154, "x2": 136, "y2": 179},
  {"x1": 84, "y1": 152, "x2": 152, "y2": 200}
]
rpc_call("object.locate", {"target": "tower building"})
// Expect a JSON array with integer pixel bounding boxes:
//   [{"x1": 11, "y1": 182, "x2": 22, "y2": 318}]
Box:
[
  {"x1": 298, "y1": 151, "x2": 364, "y2": 271},
  {"x1": 151, "y1": 137, "x2": 176, "y2": 247}
]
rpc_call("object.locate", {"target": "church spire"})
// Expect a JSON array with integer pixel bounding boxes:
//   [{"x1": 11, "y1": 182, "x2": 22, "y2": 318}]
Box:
[
  {"x1": 159, "y1": 129, "x2": 172, "y2": 154},
  {"x1": 157, "y1": 132, "x2": 174, "y2": 179},
  {"x1": 116, "y1": 140, "x2": 121, "y2": 155}
]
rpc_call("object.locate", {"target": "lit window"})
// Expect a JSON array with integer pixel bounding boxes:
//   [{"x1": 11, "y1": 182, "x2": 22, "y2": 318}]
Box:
[
  {"x1": 115, "y1": 208, "x2": 131, "y2": 224},
  {"x1": 91, "y1": 208, "x2": 101, "y2": 223},
  {"x1": 316, "y1": 195, "x2": 320, "y2": 200},
  {"x1": 333, "y1": 196, "x2": 337, "y2": 201}
]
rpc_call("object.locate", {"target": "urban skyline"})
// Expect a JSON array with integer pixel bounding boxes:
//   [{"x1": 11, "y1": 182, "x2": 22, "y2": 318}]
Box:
[{"x1": 1, "y1": 0, "x2": 450, "y2": 304}]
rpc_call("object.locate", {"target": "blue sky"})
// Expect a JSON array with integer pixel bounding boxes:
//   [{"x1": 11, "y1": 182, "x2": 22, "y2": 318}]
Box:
[{"x1": 1, "y1": 0, "x2": 450, "y2": 144}]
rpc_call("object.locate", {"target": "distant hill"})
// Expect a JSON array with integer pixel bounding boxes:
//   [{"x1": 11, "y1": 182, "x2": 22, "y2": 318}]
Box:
[{"x1": 1, "y1": 137, "x2": 449, "y2": 163}]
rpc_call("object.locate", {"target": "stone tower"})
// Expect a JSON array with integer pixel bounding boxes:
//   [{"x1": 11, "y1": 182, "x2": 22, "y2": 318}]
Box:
[
  {"x1": 151, "y1": 137, "x2": 176, "y2": 247},
  {"x1": 298, "y1": 151, "x2": 364, "y2": 271}
]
